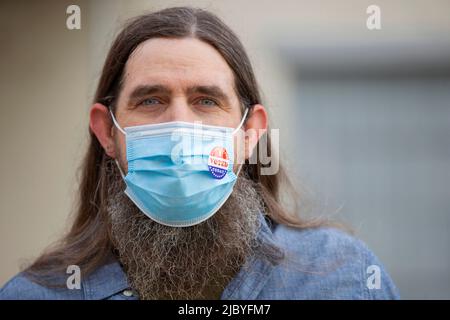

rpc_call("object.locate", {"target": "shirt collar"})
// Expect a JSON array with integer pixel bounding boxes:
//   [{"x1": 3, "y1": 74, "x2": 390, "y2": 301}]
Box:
[
  {"x1": 83, "y1": 260, "x2": 131, "y2": 300},
  {"x1": 82, "y1": 212, "x2": 281, "y2": 300}
]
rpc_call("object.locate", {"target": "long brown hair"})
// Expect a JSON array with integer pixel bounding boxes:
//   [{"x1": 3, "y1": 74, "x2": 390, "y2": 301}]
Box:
[{"x1": 25, "y1": 7, "x2": 323, "y2": 286}]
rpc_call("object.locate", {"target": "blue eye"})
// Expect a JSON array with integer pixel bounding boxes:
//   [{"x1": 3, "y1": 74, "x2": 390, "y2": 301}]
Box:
[
  {"x1": 140, "y1": 98, "x2": 161, "y2": 106},
  {"x1": 198, "y1": 98, "x2": 218, "y2": 106}
]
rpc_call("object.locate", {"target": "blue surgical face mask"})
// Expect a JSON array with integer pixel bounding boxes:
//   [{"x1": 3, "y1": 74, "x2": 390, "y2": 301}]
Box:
[{"x1": 109, "y1": 109, "x2": 249, "y2": 227}]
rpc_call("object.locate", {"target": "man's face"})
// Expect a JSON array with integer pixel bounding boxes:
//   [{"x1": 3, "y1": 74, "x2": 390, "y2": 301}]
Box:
[
  {"x1": 112, "y1": 37, "x2": 244, "y2": 172},
  {"x1": 89, "y1": 36, "x2": 269, "y2": 299}
]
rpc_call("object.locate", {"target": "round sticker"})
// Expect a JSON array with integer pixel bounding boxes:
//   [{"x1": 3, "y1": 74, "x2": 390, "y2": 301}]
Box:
[{"x1": 208, "y1": 146, "x2": 229, "y2": 179}]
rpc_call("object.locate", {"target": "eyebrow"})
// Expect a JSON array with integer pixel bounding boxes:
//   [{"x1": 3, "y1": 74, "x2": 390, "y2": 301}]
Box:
[
  {"x1": 127, "y1": 85, "x2": 171, "y2": 105},
  {"x1": 186, "y1": 85, "x2": 230, "y2": 105},
  {"x1": 127, "y1": 84, "x2": 231, "y2": 105}
]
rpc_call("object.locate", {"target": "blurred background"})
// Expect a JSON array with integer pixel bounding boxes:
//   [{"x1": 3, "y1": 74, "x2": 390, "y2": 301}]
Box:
[{"x1": 1, "y1": 0, "x2": 449, "y2": 299}]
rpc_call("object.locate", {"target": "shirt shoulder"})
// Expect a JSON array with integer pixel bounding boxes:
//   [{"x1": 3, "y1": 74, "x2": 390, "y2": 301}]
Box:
[
  {"x1": 258, "y1": 225, "x2": 400, "y2": 299},
  {"x1": 0, "y1": 272, "x2": 82, "y2": 300},
  {"x1": 0, "y1": 262, "x2": 133, "y2": 300}
]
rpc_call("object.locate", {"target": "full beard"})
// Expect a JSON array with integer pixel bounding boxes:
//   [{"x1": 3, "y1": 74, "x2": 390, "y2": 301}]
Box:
[{"x1": 107, "y1": 163, "x2": 265, "y2": 300}]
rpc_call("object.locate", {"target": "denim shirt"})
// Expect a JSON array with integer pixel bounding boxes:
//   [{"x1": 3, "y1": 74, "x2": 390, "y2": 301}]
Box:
[{"x1": 0, "y1": 214, "x2": 400, "y2": 300}]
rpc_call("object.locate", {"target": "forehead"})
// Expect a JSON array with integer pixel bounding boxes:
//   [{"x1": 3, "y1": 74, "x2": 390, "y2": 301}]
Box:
[{"x1": 122, "y1": 37, "x2": 235, "y2": 93}]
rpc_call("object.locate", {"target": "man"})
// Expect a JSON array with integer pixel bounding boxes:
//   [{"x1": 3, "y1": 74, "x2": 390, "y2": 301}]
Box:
[{"x1": 1, "y1": 7, "x2": 399, "y2": 300}]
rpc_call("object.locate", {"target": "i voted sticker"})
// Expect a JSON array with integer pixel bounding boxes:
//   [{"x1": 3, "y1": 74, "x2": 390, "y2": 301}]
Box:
[{"x1": 208, "y1": 146, "x2": 229, "y2": 179}]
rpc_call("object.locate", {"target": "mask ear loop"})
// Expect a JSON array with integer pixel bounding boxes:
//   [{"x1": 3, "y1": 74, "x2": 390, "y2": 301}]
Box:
[
  {"x1": 109, "y1": 108, "x2": 126, "y2": 135},
  {"x1": 115, "y1": 159, "x2": 126, "y2": 179},
  {"x1": 108, "y1": 108, "x2": 127, "y2": 178},
  {"x1": 232, "y1": 107, "x2": 249, "y2": 135},
  {"x1": 232, "y1": 106, "x2": 250, "y2": 177}
]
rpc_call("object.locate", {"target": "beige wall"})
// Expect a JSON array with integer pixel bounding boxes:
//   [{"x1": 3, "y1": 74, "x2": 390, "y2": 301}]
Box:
[
  {"x1": 0, "y1": 0, "x2": 89, "y2": 286},
  {"x1": 1, "y1": 0, "x2": 449, "y2": 288}
]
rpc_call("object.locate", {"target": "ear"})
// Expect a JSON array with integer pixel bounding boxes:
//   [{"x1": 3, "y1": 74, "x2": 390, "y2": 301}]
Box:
[
  {"x1": 89, "y1": 103, "x2": 116, "y2": 158},
  {"x1": 243, "y1": 104, "x2": 268, "y2": 160}
]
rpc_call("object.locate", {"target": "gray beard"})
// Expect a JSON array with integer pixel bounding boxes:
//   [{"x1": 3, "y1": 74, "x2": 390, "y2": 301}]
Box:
[{"x1": 107, "y1": 166, "x2": 264, "y2": 300}]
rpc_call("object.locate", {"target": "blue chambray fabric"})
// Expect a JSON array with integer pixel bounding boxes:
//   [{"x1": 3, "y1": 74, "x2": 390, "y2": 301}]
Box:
[{"x1": 0, "y1": 213, "x2": 400, "y2": 300}]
